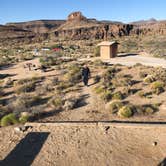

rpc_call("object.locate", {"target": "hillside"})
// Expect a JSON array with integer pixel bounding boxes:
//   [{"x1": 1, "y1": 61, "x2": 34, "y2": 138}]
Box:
[{"x1": 0, "y1": 11, "x2": 165, "y2": 47}]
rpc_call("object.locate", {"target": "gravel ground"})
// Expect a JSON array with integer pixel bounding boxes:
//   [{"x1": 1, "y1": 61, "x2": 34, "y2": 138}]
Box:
[{"x1": 0, "y1": 123, "x2": 166, "y2": 166}]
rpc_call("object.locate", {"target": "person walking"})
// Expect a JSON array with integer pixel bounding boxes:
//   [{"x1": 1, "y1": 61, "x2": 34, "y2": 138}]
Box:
[{"x1": 82, "y1": 65, "x2": 90, "y2": 86}]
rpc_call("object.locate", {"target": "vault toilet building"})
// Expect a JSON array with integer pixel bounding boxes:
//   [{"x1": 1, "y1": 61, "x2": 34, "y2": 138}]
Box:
[{"x1": 97, "y1": 41, "x2": 119, "y2": 59}]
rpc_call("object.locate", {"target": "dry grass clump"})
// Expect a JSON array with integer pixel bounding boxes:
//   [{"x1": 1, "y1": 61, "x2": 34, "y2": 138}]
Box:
[
  {"x1": 112, "y1": 91, "x2": 124, "y2": 100},
  {"x1": 0, "y1": 113, "x2": 18, "y2": 127},
  {"x1": 100, "y1": 90, "x2": 112, "y2": 102},
  {"x1": 117, "y1": 105, "x2": 134, "y2": 118},
  {"x1": 151, "y1": 81, "x2": 165, "y2": 95},
  {"x1": 143, "y1": 75, "x2": 156, "y2": 83},
  {"x1": 93, "y1": 75, "x2": 101, "y2": 83},
  {"x1": 64, "y1": 64, "x2": 82, "y2": 84},
  {"x1": 14, "y1": 77, "x2": 42, "y2": 94},
  {"x1": 109, "y1": 100, "x2": 124, "y2": 114},
  {"x1": 48, "y1": 96, "x2": 63, "y2": 110}
]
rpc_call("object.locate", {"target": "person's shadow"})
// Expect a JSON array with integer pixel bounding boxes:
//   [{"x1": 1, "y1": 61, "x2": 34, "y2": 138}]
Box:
[
  {"x1": 0, "y1": 132, "x2": 50, "y2": 166},
  {"x1": 158, "y1": 158, "x2": 166, "y2": 166}
]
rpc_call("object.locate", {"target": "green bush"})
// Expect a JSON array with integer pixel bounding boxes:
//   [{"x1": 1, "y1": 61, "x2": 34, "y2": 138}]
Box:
[
  {"x1": 40, "y1": 56, "x2": 59, "y2": 67},
  {"x1": 1, "y1": 113, "x2": 18, "y2": 127},
  {"x1": 94, "y1": 86, "x2": 105, "y2": 94},
  {"x1": 93, "y1": 75, "x2": 101, "y2": 83},
  {"x1": 144, "y1": 107, "x2": 155, "y2": 114},
  {"x1": 151, "y1": 81, "x2": 165, "y2": 95},
  {"x1": 93, "y1": 59, "x2": 103, "y2": 66},
  {"x1": 19, "y1": 115, "x2": 29, "y2": 124},
  {"x1": 112, "y1": 91, "x2": 124, "y2": 100},
  {"x1": 57, "y1": 82, "x2": 72, "y2": 91},
  {"x1": 144, "y1": 75, "x2": 156, "y2": 83},
  {"x1": 109, "y1": 101, "x2": 124, "y2": 114},
  {"x1": 16, "y1": 82, "x2": 36, "y2": 94},
  {"x1": 101, "y1": 90, "x2": 112, "y2": 102},
  {"x1": 64, "y1": 64, "x2": 82, "y2": 83},
  {"x1": 50, "y1": 97, "x2": 63, "y2": 110},
  {"x1": 94, "y1": 47, "x2": 100, "y2": 57},
  {"x1": 139, "y1": 71, "x2": 148, "y2": 78},
  {"x1": 118, "y1": 105, "x2": 134, "y2": 118}
]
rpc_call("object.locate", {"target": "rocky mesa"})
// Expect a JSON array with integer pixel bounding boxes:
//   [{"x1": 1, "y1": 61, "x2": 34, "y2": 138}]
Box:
[{"x1": 0, "y1": 11, "x2": 166, "y2": 45}]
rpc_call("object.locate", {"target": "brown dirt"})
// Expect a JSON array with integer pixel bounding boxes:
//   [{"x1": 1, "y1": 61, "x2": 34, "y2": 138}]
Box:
[{"x1": 0, "y1": 123, "x2": 166, "y2": 166}]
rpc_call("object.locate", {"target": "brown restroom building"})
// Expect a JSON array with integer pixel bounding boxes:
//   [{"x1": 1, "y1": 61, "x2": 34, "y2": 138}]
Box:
[{"x1": 97, "y1": 41, "x2": 119, "y2": 59}]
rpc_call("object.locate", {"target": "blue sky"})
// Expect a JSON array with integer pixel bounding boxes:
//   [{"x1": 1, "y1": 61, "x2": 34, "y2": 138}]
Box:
[{"x1": 0, "y1": 0, "x2": 166, "y2": 24}]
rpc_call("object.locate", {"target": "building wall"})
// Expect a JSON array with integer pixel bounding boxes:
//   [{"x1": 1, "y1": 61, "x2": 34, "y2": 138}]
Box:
[
  {"x1": 100, "y1": 46, "x2": 110, "y2": 59},
  {"x1": 112, "y1": 44, "x2": 118, "y2": 57}
]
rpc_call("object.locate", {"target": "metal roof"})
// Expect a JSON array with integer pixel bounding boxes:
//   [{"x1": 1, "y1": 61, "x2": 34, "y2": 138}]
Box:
[{"x1": 97, "y1": 41, "x2": 119, "y2": 46}]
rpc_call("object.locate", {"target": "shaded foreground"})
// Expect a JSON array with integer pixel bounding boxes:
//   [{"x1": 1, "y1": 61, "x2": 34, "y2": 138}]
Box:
[{"x1": 0, "y1": 122, "x2": 166, "y2": 166}]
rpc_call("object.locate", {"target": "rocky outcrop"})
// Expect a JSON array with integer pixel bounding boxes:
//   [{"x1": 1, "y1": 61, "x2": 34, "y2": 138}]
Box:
[
  {"x1": 0, "y1": 12, "x2": 166, "y2": 45},
  {"x1": 131, "y1": 21, "x2": 166, "y2": 36},
  {"x1": 6, "y1": 20, "x2": 65, "y2": 33},
  {"x1": 67, "y1": 12, "x2": 87, "y2": 22}
]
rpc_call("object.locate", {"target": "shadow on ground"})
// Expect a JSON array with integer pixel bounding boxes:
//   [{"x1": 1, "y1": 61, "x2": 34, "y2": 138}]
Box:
[
  {"x1": 0, "y1": 132, "x2": 50, "y2": 166},
  {"x1": 117, "y1": 53, "x2": 138, "y2": 57},
  {"x1": 158, "y1": 158, "x2": 166, "y2": 166}
]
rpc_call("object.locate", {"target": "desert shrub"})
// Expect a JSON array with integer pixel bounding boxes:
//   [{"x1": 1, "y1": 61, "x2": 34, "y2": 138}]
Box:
[
  {"x1": 139, "y1": 71, "x2": 148, "y2": 78},
  {"x1": 40, "y1": 56, "x2": 59, "y2": 67},
  {"x1": 109, "y1": 100, "x2": 124, "y2": 114},
  {"x1": 112, "y1": 91, "x2": 124, "y2": 100},
  {"x1": 118, "y1": 105, "x2": 134, "y2": 118},
  {"x1": 57, "y1": 82, "x2": 72, "y2": 91},
  {"x1": 94, "y1": 86, "x2": 105, "y2": 94},
  {"x1": 20, "y1": 53, "x2": 34, "y2": 61},
  {"x1": 0, "y1": 86, "x2": 3, "y2": 96},
  {"x1": 64, "y1": 64, "x2": 82, "y2": 84},
  {"x1": 93, "y1": 75, "x2": 101, "y2": 83},
  {"x1": 134, "y1": 63, "x2": 143, "y2": 67},
  {"x1": 94, "y1": 47, "x2": 100, "y2": 57},
  {"x1": 101, "y1": 90, "x2": 112, "y2": 102},
  {"x1": 3, "y1": 78, "x2": 13, "y2": 87},
  {"x1": 93, "y1": 59, "x2": 104, "y2": 66},
  {"x1": 49, "y1": 97, "x2": 63, "y2": 110},
  {"x1": 151, "y1": 81, "x2": 165, "y2": 95},
  {"x1": 1, "y1": 113, "x2": 18, "y2": 127},
  {"x1": 102, "y1": 67, "x2": 119, "y2": 85},
  {"x1": 138, "y1": 91, "x2": 146, "y2": 98},
  {"x1": 63, "y1": 97, "x2": 78, "y2": 110},
  {"x1": 112, "y1": 76, "x2": 133, "y2": 87},
  {"x1": 144, "y1": 75, "x2": 156, "y2": 83},
  {"x1": 16, "y1": 77, "x2": 40, "y2": 85},
  {"x1": 152, "y1": 68, "x2": 166, "y2": 82},
  {"x1": 15, "y1": 82, "x2": 36, "y2": 94},
  {"x1": 19, "y1": 115, "x2": 29, "y2": 124},
  {"x1": 144, "y1": 107, "x2": 155, "y2": 114}
]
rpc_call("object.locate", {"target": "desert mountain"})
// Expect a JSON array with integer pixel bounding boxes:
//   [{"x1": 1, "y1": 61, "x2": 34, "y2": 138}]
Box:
[{"x1": 0, "y1": 12, "x2": 166, "y2": 45}]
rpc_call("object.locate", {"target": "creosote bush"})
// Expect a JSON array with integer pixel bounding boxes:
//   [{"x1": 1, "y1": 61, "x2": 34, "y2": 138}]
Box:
[
  {"x1": 112, "y1": 91, "x2": 124, "y2": 100},
  {"x1": 118, "y1": 105, "x2": 134, "y2": 118},
  {"x1": 64, "y1": 64, "x2": 82, "y2": 84},
  {"x1": 1, "y1": 113, "x2": 18, "y2": 127},
  {"x1": 144, "y1": 75, "x2": 156, "y2": 83},
  {"x1": 109, "y1": 100, "x2": 124, "y2": 114},
  {"x1": 101, "y1": 90, "x2": 112, "y2": 102},
  {"x1": 49, "y1": 97, "x2": 63, "y2": 110},
  {"x1": 151, "y1": 81, "x2": 165, "y2": 95}
]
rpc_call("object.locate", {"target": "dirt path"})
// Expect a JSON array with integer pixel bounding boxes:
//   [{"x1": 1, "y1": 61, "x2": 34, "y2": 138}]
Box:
[
  {"x1": 40, "y1": 78, "x2": 107, "y2": 122},
  {"x1": 0, "y1": 123, "x2": 166, "y2": 166},
  {"x1": 79, "y1": 54, "x2": 166, "y2": 68}
]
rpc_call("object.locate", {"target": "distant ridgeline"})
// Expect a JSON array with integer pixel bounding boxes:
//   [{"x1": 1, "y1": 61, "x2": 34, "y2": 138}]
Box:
[{"x1": 0, "y1": 11, "x2": 166, "y2": 44}]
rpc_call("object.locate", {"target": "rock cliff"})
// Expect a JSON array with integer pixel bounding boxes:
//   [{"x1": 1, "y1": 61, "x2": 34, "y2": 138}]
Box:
[{"x1": 0, "y1": 12, "x2": 165, "y2": 45}]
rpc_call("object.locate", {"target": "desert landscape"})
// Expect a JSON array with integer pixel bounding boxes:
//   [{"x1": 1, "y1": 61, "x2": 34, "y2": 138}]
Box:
[{"x1": 0, "y1": 6, "x2": 166, "y2": 166}]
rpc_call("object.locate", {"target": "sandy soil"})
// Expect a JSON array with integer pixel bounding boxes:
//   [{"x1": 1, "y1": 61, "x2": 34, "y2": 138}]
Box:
[
  {"x1": 0, "y1": 123, "x2": 166, "y2": 166},
  {"x1": 80, "y1": 54, "x2": 166, "y2": 68}
]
